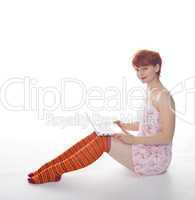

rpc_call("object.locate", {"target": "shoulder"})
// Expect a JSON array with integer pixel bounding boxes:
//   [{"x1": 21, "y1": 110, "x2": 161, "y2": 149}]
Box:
[{"x1": 154, "y1": 88, "x2": 175, "y2": 112}]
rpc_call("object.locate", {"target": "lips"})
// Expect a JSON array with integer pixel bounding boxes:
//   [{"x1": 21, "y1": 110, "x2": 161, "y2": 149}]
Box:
[{"x1": 141, "y1": 76, "x2": 146, "y2": 79}]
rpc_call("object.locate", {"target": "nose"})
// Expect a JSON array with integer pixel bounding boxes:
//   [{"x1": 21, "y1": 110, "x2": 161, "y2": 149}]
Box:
[{"x1": 138, "y1": 70, "x2": 144, "y2": 76}]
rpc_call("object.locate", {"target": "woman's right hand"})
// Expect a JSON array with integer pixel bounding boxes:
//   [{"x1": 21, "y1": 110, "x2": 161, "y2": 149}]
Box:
[
  {"x1": 113, "y1": 120, "x2": 127, "y2": 130},
  {"x1": 113, "y1": 120, "x2": 130, "y2": 135},
  {"x1": 113, "y1": 120, "x2": 122, "y2": 127}
]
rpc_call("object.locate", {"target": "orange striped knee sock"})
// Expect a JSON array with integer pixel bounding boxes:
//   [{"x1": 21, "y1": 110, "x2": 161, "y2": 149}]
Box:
[
  {"x1": 28, "y1": 134, "x2": 111, "y2": 184},
  {"x1": 28, "y1": 131, "x2": 98, "y2": 177}
]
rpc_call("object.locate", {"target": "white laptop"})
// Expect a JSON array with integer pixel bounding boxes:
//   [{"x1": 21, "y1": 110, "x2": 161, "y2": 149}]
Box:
[{"x1": 85, "y1": 112, "x2": 124, "y2": 136}]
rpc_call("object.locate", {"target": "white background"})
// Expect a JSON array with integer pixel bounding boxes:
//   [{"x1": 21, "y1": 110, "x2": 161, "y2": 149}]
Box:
[{"x1": 0, "y1": 0, "x2": 195, "y2": 199}]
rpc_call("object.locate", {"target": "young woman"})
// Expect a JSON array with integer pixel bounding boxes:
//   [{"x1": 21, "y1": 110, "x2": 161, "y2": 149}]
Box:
[
  {"x1": 111, "y1": 49, "x2": 175, "y2": 176},
  {"x1": 27, "y1": 49, "x2": 175, "y2": 184}
]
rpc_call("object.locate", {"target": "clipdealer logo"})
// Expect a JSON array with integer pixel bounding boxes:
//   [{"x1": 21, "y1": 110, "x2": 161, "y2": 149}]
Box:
[
  {"x1": 0, "y1": 76, "x2": 146, "y2": 121},
  {"x1": 0, "y1": 76, "x2": 195, "y2": 125}
]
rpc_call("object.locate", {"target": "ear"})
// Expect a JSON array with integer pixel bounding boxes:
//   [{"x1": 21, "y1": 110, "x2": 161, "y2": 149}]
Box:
[{"x1": 154, "y1": 64, "x2": 160, "y2": 73}]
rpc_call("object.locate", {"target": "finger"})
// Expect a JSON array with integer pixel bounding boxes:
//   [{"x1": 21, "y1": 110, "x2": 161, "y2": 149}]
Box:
[
  {"x1": 116, "y1": 135, "x2": 122, "y2": 139},
  {"x1": 122, "y1": 130, "x2": 129, "y2": 135},
  {"x1": 113, "y1": 120, "x2": 121, "y2": 125},
  {"x1": 113, "y1": 120, "x2": 119, "y2": 123},
  {"x1": 113, "y1": 134, "x2": 119, "y2": 139},
  {"x1": 118, "y1": 126, "x2": 128, "y2": 134}
]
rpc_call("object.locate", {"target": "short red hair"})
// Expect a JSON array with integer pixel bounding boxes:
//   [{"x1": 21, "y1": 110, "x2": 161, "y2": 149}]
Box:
[{"x1": 132, "y1": 49, "x2": 162, "y2": 77}]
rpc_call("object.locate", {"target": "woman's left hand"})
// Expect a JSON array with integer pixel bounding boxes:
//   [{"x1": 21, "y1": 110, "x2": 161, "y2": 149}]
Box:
[{"x1": 112, "y1": 133, "x2": 135, "y2": 144}]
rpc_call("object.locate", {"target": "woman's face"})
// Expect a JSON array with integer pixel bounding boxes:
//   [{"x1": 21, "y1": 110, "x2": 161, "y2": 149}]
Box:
[{"x1": 135, "y1": 64, "x2": 159, "y2": 83}]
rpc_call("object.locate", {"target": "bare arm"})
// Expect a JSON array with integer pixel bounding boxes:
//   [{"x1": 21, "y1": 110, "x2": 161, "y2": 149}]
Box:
[
  {"x1": 131, "y1": 131, "x2": 171, "y2": 145},
  {"x1": 121, "y1": 121, "x2": 140, "y2": 131}
]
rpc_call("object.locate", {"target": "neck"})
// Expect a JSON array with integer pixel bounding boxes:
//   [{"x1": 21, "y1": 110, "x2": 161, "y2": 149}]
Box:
[{"x1": 146, "y1": 77, "x2": 163, "y2": 95}]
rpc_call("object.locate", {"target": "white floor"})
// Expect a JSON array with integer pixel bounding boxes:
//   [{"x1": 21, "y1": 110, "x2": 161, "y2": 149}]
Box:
[{"x1": 0, "y1": 115, "x2": 195, "y2": 200}]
